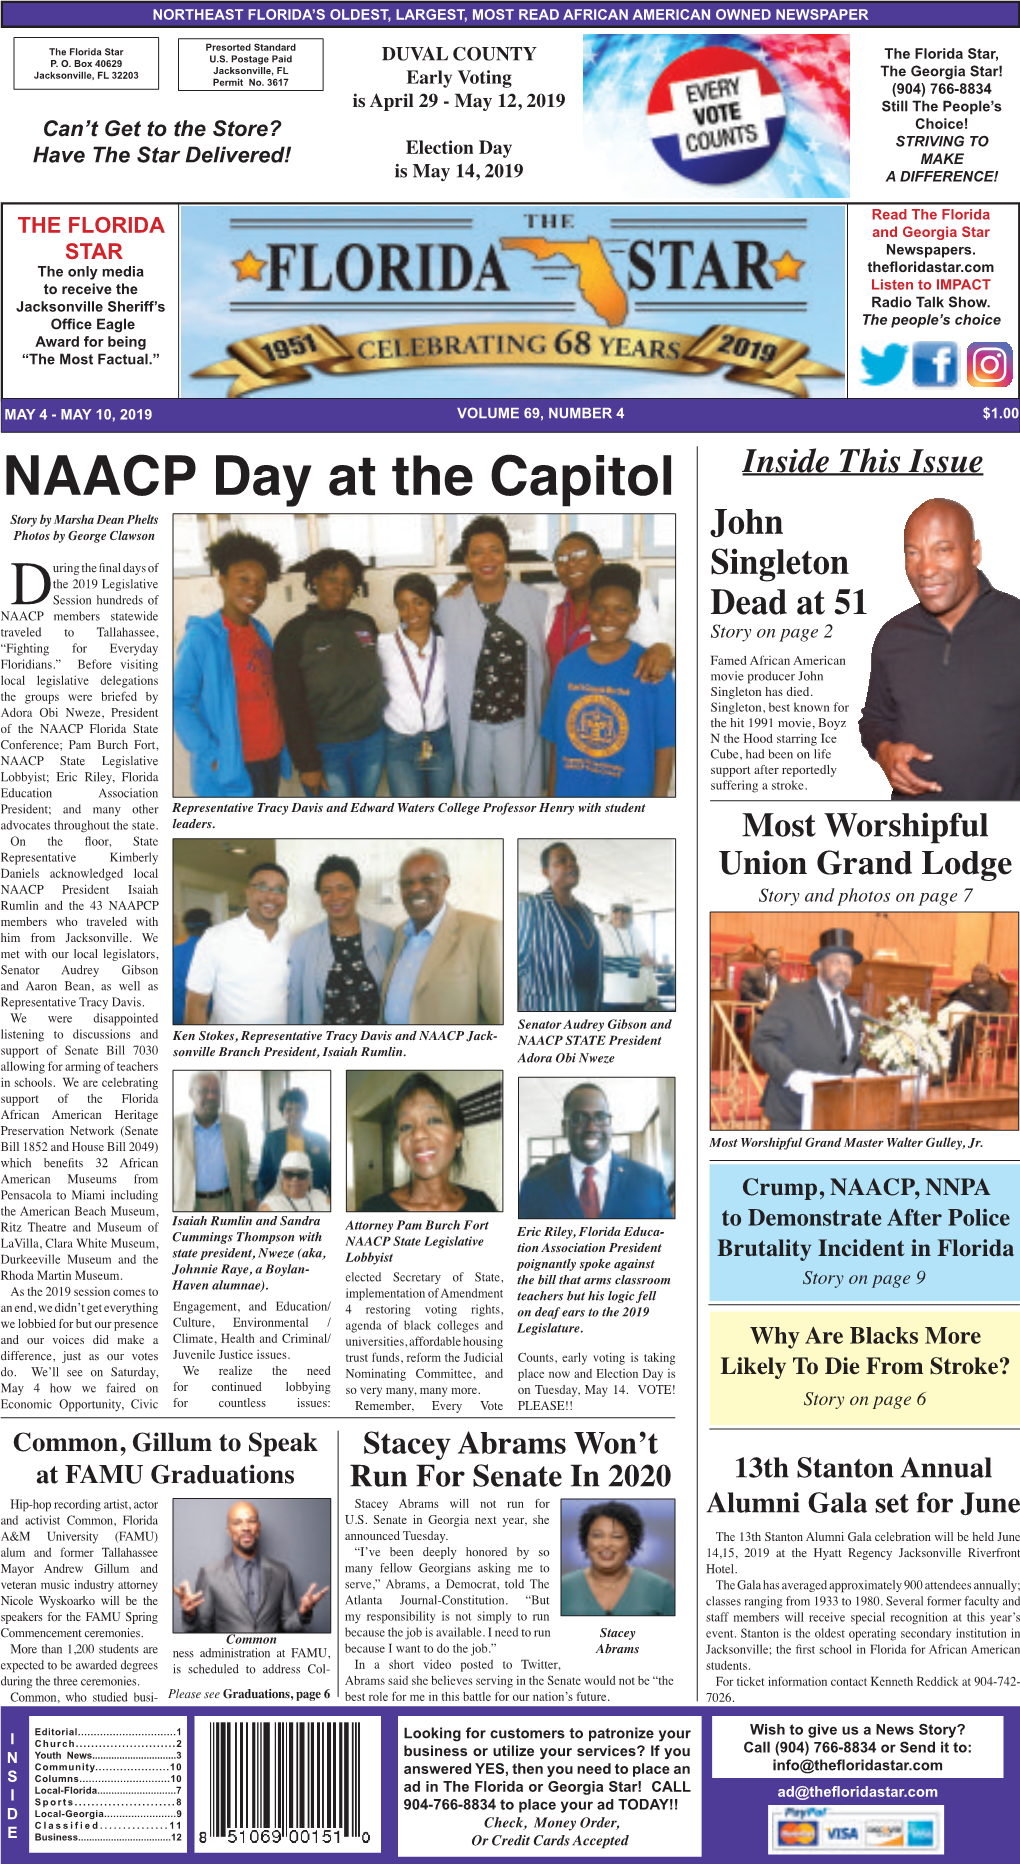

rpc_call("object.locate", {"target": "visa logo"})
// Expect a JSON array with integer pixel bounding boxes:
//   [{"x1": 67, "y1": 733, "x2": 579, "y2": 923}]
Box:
[{"x1": 825, "y1": 1831, "x2": 860, "y2": 1842}]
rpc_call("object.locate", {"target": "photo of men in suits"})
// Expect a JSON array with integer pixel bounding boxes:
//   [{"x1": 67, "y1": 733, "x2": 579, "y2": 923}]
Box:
[
  {"x1": 751, "y1": 928, "x2": 867, "y2": 1131},
  {"x1": 519, "y1": 1082, "x2": 673, "y2": 1220},
  {"x1": 173, "y1": 1501, "x2": 329, "y2": 1633},
  {"x1": 381, "y1": 848, "x2": 502, "y2": 1025}
]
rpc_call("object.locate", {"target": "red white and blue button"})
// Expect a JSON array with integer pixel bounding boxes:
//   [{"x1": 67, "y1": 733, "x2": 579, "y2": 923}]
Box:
[{"x1": 648, "y1": 47, "x2": 786, "y2": 185}]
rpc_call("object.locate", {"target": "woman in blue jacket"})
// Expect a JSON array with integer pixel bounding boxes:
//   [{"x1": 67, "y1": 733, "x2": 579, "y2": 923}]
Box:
[
  {"x1": 287, "y1": 855, "x2": 394, "y2": 1025},
  {"x1": 173, "y1": 529, "x2": 288, "y2": 798}
]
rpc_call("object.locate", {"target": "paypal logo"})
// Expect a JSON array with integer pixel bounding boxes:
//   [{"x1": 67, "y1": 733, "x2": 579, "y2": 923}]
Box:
[{"x1": 861, "y1": 342, "x2": 906, "y2": 385}]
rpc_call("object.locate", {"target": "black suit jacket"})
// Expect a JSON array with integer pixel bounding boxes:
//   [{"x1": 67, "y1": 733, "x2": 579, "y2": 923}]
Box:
[
  {"x1": 518, "y1": 1152, "x2": 672, "y2": 1220},
  {"x1": 739, "y1": 966, "x2": 788, "y2": 1005},
  {"x1": 751, "y1": 979, "x2": 865, "y2": 1129},
  {"x1": 182, "y1": 1554, "x2": 309, "y2": 1633}
]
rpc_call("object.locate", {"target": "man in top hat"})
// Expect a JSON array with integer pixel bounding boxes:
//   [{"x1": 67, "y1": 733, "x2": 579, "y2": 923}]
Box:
[{"x1": 751, "y1": 929, "x2": 867, "y2": 1130}]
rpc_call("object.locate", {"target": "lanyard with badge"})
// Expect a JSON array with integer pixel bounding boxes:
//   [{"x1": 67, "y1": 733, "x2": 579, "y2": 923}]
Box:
[{"x1": 394, "y1": 629, "x2": 439, "y2": 766}]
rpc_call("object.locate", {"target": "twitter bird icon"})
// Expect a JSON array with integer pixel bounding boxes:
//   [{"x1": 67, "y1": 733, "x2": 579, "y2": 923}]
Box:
[{"x1": 861, "y1": 343, "x2": 907, "y2": 386}]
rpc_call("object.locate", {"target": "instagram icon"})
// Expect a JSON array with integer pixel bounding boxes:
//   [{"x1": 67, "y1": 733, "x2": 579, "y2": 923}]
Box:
[{"x1": 967, "y1": 341, "x2": 1014, "y2": 387}]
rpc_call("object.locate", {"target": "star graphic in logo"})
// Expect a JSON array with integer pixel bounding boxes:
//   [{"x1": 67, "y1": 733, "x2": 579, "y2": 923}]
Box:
[
  {"x1": 232, "y1": 250, "x2": 267, "y2": 283},
  {"x1": 771, "y1": 250, "x2": 805, "y2": 282}
]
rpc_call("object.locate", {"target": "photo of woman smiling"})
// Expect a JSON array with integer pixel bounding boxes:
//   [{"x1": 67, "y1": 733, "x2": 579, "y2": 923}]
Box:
[
  {"x1": 436, "y1": 515, "x2": 549, "y2": 798},
  {"x1": 560, "y1": 1500, "x2": 675, "y2": 1617},
  {"x1": 358, "y1": 1072, "x2": 498, "y2": 1214}
]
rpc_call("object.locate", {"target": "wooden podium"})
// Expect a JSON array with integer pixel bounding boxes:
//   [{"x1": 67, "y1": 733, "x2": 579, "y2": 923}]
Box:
[
  {"x1": 812, "y1": 1075, "x2": 908, "y2": 1131},
  {"x1": 846, "y1": 959, "x2": 933, "y2": 1018},
  {"x1": 710, "y1": 986, "x2": 761, "y2": 1070}
]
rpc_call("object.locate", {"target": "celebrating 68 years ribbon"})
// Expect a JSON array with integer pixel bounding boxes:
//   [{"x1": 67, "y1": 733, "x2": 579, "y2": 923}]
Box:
[{"x1": 193, "y1": 320, "x2": 843, "y2": 399}]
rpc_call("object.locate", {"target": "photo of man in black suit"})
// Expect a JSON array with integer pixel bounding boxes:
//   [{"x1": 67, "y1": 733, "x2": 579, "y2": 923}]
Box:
[
  {"x1": 739, "y1": 948, "x2": 787, "y2": 1006},
  {"x1": 751, "y1": 928, "x2": 867, "y2": 1130}
]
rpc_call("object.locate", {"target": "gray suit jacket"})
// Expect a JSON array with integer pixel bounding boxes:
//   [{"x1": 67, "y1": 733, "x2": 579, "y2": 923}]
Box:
[
  {"x1": 381, "y1": 906, "x2": 502, "y2": 1024},
  {"x1": 181, "y1": 1553, "x2": 308, "y2": 1633},
  {"x1": 173, "y1": 1111, "x2": 252, "y2": 1211},
  {"x1": 752, "y1": 979, "x2": 865, "y2": 1130}
]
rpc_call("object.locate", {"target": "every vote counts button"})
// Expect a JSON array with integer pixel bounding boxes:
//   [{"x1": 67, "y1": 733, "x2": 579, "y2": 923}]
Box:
[{"x1": 647, "y1": 47, "x2": 786, "y2": 185}]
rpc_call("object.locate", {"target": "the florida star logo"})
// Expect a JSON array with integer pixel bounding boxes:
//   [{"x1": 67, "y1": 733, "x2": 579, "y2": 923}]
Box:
[{"x1": 190, "y1": 204, "x2": 841, "y2": 397}]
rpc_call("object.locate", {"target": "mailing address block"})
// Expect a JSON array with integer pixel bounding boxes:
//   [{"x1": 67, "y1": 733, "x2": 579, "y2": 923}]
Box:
[
  {"x1": 178, "y1": 37, "x2": 323, "y2": 91},
  {"x1": 14, "y1": 37, "x2": 158, "y2": 90}
]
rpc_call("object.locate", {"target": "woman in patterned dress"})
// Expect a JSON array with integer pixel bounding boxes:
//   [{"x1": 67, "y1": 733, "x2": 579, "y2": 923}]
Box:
[{"x1": 435, "y1": 516, "x2": 549, "y2": 798}]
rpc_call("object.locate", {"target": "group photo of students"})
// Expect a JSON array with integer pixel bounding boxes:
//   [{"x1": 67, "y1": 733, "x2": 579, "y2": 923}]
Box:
[{"x1": 172, "y1": 511, "x2": 676, "y2": 802}]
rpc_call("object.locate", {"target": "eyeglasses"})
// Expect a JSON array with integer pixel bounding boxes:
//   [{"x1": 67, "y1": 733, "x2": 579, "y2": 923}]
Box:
[
  {"x1": 555, "y1": 548, "x2": 595, "y2": 566},
  {"x1": 250, "y1": 882, "x2": 287, "y2": 897},
  {"x1": 282, "y1": 1170, "x2": 311, "y2": 1181},
  {"x1": 567, "y1": 1111, "x2": 612, "y2": 1129}
]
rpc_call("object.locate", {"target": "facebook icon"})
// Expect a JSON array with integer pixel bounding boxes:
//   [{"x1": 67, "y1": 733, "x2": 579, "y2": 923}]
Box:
[{"x1": 913, "y1": 341, "x2": 959, "y2": 387}]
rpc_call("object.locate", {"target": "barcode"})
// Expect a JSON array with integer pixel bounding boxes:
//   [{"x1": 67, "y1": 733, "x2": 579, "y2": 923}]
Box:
[{"x1": 206, "y1": 1719, "x2": 361, "y2": 1838}]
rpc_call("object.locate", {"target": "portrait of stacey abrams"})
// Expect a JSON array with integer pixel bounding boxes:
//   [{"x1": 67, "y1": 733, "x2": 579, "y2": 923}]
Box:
[{"x1": 560, "y1": 1499, "x2": 675, "y2": 1617}]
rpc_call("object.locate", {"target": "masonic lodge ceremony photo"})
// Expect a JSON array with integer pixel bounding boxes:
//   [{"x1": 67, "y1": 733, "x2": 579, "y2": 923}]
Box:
[{"x1": 710, "y1": 911, "x2": 1018, "y2": 1133}]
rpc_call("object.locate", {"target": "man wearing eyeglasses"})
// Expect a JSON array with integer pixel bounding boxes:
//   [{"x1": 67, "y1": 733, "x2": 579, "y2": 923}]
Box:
[
  {"x1": 518, "y1": 1083, "x2": 673, "y2": 1220},
  {"x1": 380, "y1": 848, "x2": 502, "y2": 1025},
  {"x1": 183, "y1": 862, "x2": 292, "y2": 1025}
]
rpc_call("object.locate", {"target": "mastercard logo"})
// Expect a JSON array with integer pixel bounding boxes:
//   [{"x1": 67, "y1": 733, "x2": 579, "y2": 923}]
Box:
[{"x1": 777, "y1": 1822, "x2": 818, "y2": 1847}]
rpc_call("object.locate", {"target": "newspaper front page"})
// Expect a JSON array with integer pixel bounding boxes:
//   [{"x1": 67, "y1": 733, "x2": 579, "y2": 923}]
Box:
[{"x1": 0, "y1": 1, "x2": 1017, "y2": 1859}]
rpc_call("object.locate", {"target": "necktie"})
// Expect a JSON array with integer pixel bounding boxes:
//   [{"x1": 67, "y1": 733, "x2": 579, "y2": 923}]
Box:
[
  {"x1": 831, "y1": 995, "x2": 847, "y2": 1062},
  {"x1": 580, "y1": 1166, "x2": 600, "y2": 1219}
]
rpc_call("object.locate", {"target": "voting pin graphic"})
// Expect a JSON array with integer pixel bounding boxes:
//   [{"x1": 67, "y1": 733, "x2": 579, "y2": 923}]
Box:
[{"x1": 647, "y1": 46, "x2": 786, "y2": 185}]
